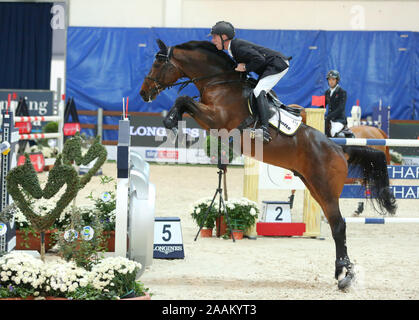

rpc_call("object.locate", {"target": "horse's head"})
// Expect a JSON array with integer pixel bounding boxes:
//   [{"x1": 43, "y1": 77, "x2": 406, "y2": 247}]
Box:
[{"x1": 140, "y1": 39, "x2": 184, "y2": 102}]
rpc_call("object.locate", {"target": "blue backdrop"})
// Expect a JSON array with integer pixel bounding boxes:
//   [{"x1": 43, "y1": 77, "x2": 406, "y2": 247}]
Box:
[{"x1": 66, "y1": 27, "x2": 419, "y2": 140}]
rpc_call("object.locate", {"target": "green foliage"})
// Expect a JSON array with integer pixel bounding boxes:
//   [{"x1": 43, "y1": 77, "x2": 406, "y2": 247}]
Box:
[
  {"x1": 223, "y1": 198, "x2": 260, "y2": 236},
  {"x1": 190, "y1": 198, "x2": 219, "y2": 229},
  {"x1": 389, "y1": 149, "x2": 403, "y2": 164},
  {"x1": 52, "y1": 207, "x2": 107, "y2": 271},
  {"x1": 205, "y1": 135, "x2": 241, "y2": 165},
  {"x1": 6, "y1": 154, "x2": 79, "y2": 232},
  {"x1": 43, "y1": 121, "x2": 58, "y2": 133},
  {"x1": 62, "y1": 132, "x2": 108, "y2": 189},
  {"x1": 0, "y1": 284, "x2": 36, "y2": 299},
  {"x1": 86, "y1": 176, "x2": 116, "y2": 231},
  {"x1": 6, "y1": 133, "x2": 107, "y2": 233}
]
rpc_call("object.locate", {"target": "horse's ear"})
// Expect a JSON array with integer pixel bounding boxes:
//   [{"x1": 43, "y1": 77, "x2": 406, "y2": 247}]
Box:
[{"x1": 156, "y1": 39, "x2": 168, "y2": 53}]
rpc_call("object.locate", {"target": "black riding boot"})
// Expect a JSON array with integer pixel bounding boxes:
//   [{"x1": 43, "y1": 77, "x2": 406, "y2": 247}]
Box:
[{"x1": 256, "y1": 91, "x2": 272, "y2": 143}]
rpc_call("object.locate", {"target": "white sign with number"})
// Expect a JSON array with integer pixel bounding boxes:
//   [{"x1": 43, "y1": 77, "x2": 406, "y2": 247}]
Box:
[
  {"x1": 153, "y1": 217, "x2": 184, "y2": 259},
  {"x1": 262, "y1": 201, "x2": 292, "y2": 223}
]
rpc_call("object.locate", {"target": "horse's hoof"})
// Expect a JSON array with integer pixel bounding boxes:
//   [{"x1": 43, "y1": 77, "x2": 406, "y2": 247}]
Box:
[{"x1": 337, "y1": 271, "x2": 354, "y2": 290}]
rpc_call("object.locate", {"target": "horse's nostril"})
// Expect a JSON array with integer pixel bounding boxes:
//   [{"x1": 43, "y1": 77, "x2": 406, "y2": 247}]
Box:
[{"x1": 140, "y1": 90, "x2": 146, "y2": 97}]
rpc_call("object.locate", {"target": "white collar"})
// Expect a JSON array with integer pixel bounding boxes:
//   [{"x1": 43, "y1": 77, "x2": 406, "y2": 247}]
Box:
[
  {"x1": 227, "y1": 40, "x2": 233, "y2": 57},
  {"x1": 330, "y1": 84, "x2": 339, "y2": 95}
]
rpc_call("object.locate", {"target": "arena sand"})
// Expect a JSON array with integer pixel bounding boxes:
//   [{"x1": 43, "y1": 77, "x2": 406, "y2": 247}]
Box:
[{"x1": 46, "y1": 162, "x2": 419, "y2": 300}]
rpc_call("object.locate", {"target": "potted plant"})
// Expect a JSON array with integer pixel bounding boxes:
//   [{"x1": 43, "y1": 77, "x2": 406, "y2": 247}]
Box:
[
  {"x1": 222, "y1": 198, "x2": 260, "y2": 239},
  {"x1": 389, "y1": 149, "x2": 403, "y2": 165},
  {"x1": 0, "y1": 251, "x2": 44, "y2": 300},
  {"x1": 0, "y1": 251, "x2": 151, "y2": 300},
  {"x1": 190, "y1": 197, "x2": 219, "y2": 237},
  {"x1": 13, "y1": 198, "x2": 73, "y2": 252}
]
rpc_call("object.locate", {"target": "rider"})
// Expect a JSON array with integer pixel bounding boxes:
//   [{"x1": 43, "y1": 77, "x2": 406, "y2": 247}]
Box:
[
  {"x1": 209, "y1": 21, "x2": 291, "y2": 143},
  {"x1": 325, "y1": 70, "x2": 348, "y2": 137}
]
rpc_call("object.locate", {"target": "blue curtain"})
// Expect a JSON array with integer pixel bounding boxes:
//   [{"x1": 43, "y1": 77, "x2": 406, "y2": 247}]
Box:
[
  {"x1": 0, "y1": 2, "x2": 52, "y2": 89},
  {"x1": 66, "y1": 27, "x2": 419, "y2": 140}
]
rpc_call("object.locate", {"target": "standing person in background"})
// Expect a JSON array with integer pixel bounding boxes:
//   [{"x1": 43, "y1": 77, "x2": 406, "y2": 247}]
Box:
[{"x1": 325, "y1": 70, "x2": 347, "y2": 137}]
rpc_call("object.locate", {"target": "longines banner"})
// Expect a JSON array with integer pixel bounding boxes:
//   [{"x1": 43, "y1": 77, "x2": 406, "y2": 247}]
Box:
[
  {"x1": 129, "y1": 115, "x2": 243, "y2": 165},
  {"x1": 129, "y1": 115, "x2": 210, "y2": 164},
  {"x1": 0, "y1": 89, "x2": 55, "y2": 133}
]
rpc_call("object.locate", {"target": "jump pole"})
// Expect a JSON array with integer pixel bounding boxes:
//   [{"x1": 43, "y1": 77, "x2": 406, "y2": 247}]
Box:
[{"x1": 302, "y1": 108, "x2": 325, "y2": 237}]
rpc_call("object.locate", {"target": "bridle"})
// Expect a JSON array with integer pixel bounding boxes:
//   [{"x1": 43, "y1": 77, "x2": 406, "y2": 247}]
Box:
[{"x1": 145, "y1": 46, "x2": 243, "y2": 97}]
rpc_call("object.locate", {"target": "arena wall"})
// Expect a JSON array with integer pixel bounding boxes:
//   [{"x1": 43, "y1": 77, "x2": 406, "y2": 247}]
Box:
[{"x1": 68, "y1": 0, "x2": 419, "y2": 31}]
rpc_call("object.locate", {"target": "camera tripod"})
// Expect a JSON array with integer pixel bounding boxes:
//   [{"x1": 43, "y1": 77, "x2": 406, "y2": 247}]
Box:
[{"x1": 194, "y1": 167, "x2": 236, "y2": 242}]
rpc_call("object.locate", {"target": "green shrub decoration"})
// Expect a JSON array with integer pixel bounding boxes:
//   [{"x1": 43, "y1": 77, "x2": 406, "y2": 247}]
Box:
[
  {"x1": 6, "y1": 133, "x2": 108, "y2": 233},
  {"x1": 62, "y1": 132, "x2": 108, "y2": 189},
  {"x1": 43, "y1": 121, "x2": 58, "y2": 133}
]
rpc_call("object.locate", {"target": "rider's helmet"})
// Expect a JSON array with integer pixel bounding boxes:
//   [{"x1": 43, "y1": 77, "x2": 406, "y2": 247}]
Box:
[
  {"x1": 209, "y1": 21, "x2": 235, "y2": 39},
  {"x1": 326, "y1": 70, "x2": 340, "y2": 82}
]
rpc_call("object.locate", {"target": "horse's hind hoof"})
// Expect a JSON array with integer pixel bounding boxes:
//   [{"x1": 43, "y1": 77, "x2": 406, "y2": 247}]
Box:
[{"x1": 338, "y1": 271, "x2": 354, "y2": 291}]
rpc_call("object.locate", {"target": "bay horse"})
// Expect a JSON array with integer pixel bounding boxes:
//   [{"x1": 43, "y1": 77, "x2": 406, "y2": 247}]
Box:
[{"x1": 139, "y1": 39, "x2": 397, "y2": 290}]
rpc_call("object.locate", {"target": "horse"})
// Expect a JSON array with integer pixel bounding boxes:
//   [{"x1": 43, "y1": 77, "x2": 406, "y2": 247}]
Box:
[
  {"x1": 350, "y1": 125, "x2": 390, "y2": 164},
  {"x1": 299, "y1": 111, "x2": 391, "y2": 216},
  {"x1": 139, "y1": 39, "x2": 397, "y2": 290}
]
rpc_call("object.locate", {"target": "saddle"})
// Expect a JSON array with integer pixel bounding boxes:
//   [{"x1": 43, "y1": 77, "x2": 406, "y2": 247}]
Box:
[
  {"x1": 238, "y1": 80, "x2": 303, "y2": 136},
  {"x1": 244, "y1": 78, "x2": 302, "y2": 117}
]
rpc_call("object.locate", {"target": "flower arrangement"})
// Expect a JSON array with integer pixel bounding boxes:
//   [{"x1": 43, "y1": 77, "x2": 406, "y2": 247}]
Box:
[
  {"x1": 191, "y1": 197, "x2": 260, "y2": 234},
  {"x1": 0, "y1": 251, "x2": 45, "y2": 299},
  {"x1": 190, "y1": 197, "x2": 219, "y2": 229},
  {"x1": 389, "y1": 149, "x2": 403, "y2": 164},
  {"x1": 224, "y1": 198, "x2": 260, "y2": 235},
  {"x1": 0, "y1": 251, "x2": 149, "y2": 300}
]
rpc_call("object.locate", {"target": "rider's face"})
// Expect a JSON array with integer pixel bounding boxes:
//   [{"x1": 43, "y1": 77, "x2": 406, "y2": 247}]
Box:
[
  {"x1": 211, "y1": 34, "x2": 226, "y2": 50},
  {"x1": 328, "y1": 77, "x2": 338, "y2": 88}
]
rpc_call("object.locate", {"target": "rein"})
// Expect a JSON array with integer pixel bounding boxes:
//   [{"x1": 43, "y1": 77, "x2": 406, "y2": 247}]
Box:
[
  {"x1": 146, "y1": 46, "x2": 244, "y2": 97},
  {"x1": 146, "y1": 70, "x2": 240, "y2": 96}
]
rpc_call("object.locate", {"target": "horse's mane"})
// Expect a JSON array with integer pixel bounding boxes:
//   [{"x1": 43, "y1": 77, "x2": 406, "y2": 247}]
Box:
[{"x1": 174, "y1": 41, "x2": 236, "y2": 70}]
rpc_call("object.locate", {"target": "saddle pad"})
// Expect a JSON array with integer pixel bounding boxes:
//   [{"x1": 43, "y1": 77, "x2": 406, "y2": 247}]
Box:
[
  {"x1": 270, "y1": 109, "x2": 302, "y2": 136},
  {"x1": 247, "y1": 101, "x2": 302, "y2": 136}
]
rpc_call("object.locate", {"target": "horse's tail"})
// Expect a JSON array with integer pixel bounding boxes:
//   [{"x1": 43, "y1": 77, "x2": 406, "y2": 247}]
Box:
[{"x1": 343, "y1": 145, "x2": 397, "y2": 215}]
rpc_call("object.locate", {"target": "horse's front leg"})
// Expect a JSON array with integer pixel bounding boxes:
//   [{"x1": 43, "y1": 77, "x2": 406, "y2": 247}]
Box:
[
  {"x1": 164, "y1": 96, "x2": 218, "y2": 131},
  {"x1": 163, "y1": 97, "x2": 187, "y2": 133}
]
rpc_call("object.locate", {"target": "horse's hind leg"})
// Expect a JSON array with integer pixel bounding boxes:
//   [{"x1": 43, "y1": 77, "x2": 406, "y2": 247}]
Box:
[{"x1": 299, "y1": 155, "x2": 354, "y2": 289}]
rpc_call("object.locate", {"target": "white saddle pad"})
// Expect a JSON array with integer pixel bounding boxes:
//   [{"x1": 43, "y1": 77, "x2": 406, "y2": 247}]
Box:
[
  {"x1": 268, "y1": 108, "x2": 302, "y2": 136},
  {"x1": 247, "y1": 101, "x2": 303, "y2": 136}
]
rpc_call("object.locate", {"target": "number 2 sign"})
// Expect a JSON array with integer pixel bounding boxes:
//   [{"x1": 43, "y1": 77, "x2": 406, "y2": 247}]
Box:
[
  {"x1": 153, "y1": 217, "x2": 185, "y2": 259},
  {"x1": 261, "y1": 201, "x2": 292, "y2": 223}
]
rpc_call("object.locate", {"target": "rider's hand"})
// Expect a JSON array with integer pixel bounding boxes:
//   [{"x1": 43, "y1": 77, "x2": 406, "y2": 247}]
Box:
[{"x1": 235, "y1": 63, "x2": 246, "y2": 72}]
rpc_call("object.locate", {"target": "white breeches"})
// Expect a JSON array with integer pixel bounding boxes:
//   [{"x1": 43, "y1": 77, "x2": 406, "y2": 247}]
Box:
[
  {"x1": 253, "y1": 60, "x2": 290, "y2": 98},
  {"x1": 330, "y1": 121, "x2": 344, "y2": 137}
]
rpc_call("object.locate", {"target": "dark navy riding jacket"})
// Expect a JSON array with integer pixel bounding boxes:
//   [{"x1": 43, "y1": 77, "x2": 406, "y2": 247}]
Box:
[
  {"x1": 325, "y1": 85, "x2": 347, "y2": 124},
  {"x1": 229, "y1": 38, "x2": 291, "y2": 79}
]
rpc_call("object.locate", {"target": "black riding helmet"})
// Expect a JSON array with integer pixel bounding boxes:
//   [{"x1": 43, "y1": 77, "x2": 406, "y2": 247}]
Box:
[
  {"x1": 209, "y1": 21, "x2": 235, "y2": 39},
  {"x1": 326, "y1": 70, "x2": 340, "y2": 82}
]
